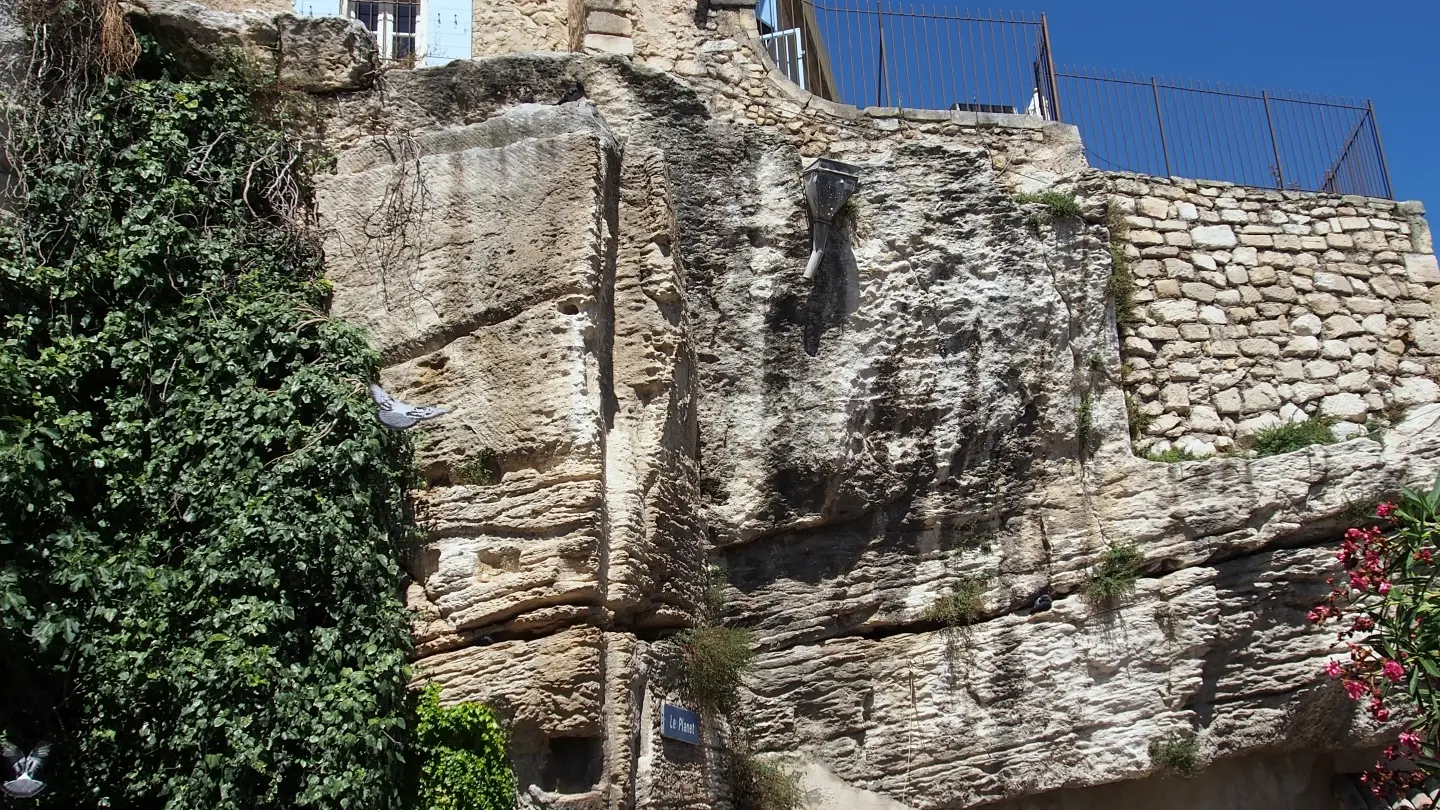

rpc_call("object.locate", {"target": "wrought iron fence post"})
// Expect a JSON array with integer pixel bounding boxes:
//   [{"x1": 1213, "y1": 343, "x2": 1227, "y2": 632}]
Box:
[
  {"x1": 1040, "y1": 12, "x2": 1061, "y2": 121},
  {"x1": 874, "y1": 0, "x2": 887, "y2": 108},
  {"x1": 1261, "y1": 89, "x2": 1285, "y2": 190},
  {"x1": 1369, "y1": 101, "x2": 1395, "y2": 200},
  {"x1": 1150, "y1": 76, "x2": 1172, "y2": 178}
]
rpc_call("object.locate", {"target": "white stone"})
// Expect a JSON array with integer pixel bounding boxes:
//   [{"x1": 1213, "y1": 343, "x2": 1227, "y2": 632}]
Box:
[
  {"x1": 1411, "y1": 321, "x2": 1440, "y2": 354},
  {"x1": 1321, "y1": 340, "x2": 1354, "y2": 360},
  {"x1": 1236, "y1": 413, "x2": 1281, "y2": 436},
  {"x1": 1405, "y1": 253, "x2": 1440, "y2": 285},
  {"x1": 1279, "y1": 403, "x2": 1308, "y2": 424},
  {"x1": 1304, "y1": 359, "x2": 1341, "y2": 379},
  {"x1": 1231, "y1": 246, "x2": 1259, "y2": 266},
  {"x1": 1214, "y1": 387, "x2": 1243, "y2": 414},
  {"x1": 1361, "y1": 313, "x2": 1388, "y2": 336},
  {"x1": 1198, "y1": 305, "x2": 1228, "y2": 325},
  {"x1": 1160, "y1": 383, "x2": 1191, "y2": 412},
  {"x1": 1282, "y1": 337, "x2": 1320, "y2": 358},
  {"x1": 1242, "y1": 383, "x2": 1281, "y2": 413},
  {"x1": 1312, "y1": 271, "x2": 1353, "y2": 294},
  {"x1": 1291, "y1": 313, "x2": 1324, "y2": 336},
  {"x1": 1324, "y1": 315, "x2": 1363, "y2": 338},
  {"x1": 1176, "y1": 202, "x2": 1199, "y2": 221},
  {"x1": 1320, "y1": 392, "x2": 1369, "y2": 422},
  {"x1": 1393, "y1": 377, "x2": 1440, "y2": 407},
  {"x1": 1191, "y1": 224, "x2": 1238, "y2": 249},
  {"x1": 1189, "y1": 405, "x2": 1225, "y2": 433},
  {"x1": 1148, "y1": 299, "x2": 1199, "y2": 323},
  {"x1": 1174, "y1": 435, "x2": 1216, "y2": 457},
  {"x1": 1333, "y1": 421, "x2": 1369, "y2": 441}
]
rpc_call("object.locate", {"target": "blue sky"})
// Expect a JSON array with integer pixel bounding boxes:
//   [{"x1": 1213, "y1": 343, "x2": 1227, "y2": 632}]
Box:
[{"x1": 1040, "y1": 0, "x2": 1438, "y2": 210}]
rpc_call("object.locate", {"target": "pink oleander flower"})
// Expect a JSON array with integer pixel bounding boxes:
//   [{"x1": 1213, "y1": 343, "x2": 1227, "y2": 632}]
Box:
[
  {"x1": 1350, "y1": 571, "x2": 1370, "y2": 591},
  {"x1": 1378, "y1": 581, "x2": 1392, "y2": 596},
  {"x1": 1376, "y1": 502, "x2": 1395, "y2": 518},
  {"x1": 1383, "y1": 660, "x2": 1405, "y2": 682},
  {"x1": 1309, "y1": 607, "x2": 1329, "y2": 624},
  {"x1": 1400, "y1": 730, "x2": 1422, "y2": 750},
  {"x1": 1325, "y1": 659, "x2": 1344, "y2": 678},
  {"x1": 1344, "y1": 679, "x2": 1368, "y2": 700},
  {"x1": 1375, "y1": 708, "x2": 1392, "y2": 722},
  {"x1": 1353, "y1": 616, "x2": 1375, "y2": 632}
]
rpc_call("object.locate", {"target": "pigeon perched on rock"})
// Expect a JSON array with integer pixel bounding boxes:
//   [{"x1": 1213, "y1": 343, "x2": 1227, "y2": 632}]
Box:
[
  {"x1": 369, "y1": 384, "x2": 451, "y2": 430},
  {"x1": 2, "y1": 741, "x2": 49, "y2": 799},
  {"x1": 1032, "y1": 594, "x2": 1053, "y2": 613},
  {"x1": 556, "y1": 81, "x2": 587, "y2": 104}
]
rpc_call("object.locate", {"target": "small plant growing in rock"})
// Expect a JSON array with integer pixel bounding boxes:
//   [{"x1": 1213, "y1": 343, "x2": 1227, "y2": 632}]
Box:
[
  {"x1": 1252, "y1": 416, "x2": 1336, "y2": 457},
  {"x1": 728, "y1": 751, "x2": 805, "y2": 810},
  {"x1": 1145, "y1": 447, "x2": 1199, "y2": 463},
  {"x1": 1125, "y1": 393, "x2": 1154, "y2": 440},
  {"x1": 1149, "y1": 733, "x2": 1201, "y2": 777},
  {"x1": 453, "y1": 448, "x2": 500, "y2": 485},
  {"x1": 924, "y1": 575, "x2": 988, "y2": 629},
  {"x1": 677, "y1": 626, "x2": 756, "y2": 715},
  {"x1": 676, "y1": 566, "x2": 755, "y2": 715},
  {"x1": 1105, "y1": 202, "x2": 1139, "y2": 328},
  {"x1": 1083, "y1": 541, "x2": 1143, "y2": 606},
  {"x1": 1076, "y1": 394, "x2": 1097, "y2": 456},
  {"x1": 1014, "y1": 190, "x2": 1083, "y2": 222}
]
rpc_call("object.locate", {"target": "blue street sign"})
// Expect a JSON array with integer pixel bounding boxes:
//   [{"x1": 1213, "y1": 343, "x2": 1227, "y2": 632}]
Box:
[{"x1": 660, "y1": 702, "x2": 701, "y2": 745}]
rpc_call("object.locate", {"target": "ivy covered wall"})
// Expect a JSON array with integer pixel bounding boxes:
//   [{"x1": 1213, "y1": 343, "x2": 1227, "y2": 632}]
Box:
[{"x1": 0, "y1": 8, "x2": 428, "y2": 807}]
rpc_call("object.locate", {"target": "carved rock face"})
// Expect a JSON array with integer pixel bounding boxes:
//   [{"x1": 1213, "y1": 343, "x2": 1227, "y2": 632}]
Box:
[{"x1": 310, "y1": 53, "x2": 1440, "y2": 810}]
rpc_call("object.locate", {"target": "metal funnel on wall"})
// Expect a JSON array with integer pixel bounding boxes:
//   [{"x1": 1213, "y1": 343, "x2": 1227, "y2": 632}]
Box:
[{"x1": 801, "y1": 158, "x2": 860, "y2": 280}]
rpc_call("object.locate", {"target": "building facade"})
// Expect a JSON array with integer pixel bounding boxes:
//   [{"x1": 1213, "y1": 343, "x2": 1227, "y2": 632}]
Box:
[{"x1": 292, "y1": 0, "x2": 473, "y2": 65}]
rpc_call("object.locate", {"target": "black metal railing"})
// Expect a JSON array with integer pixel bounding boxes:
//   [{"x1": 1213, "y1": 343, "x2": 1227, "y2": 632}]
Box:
[
  {"x1": 756, "y1": 0, "x2": 1059, "y2": 117},
  {"x1": 750, "y1": 1, "x2": 1396, "y2": 199},
  {"x1": 1053, "y1": 67, "x2": 1393, "y2": 198}
]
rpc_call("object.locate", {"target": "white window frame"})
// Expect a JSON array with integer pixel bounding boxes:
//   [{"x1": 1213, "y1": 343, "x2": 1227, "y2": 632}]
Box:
[{"x1": 345, "y1": 0, "x2": 427, "y2": 63}]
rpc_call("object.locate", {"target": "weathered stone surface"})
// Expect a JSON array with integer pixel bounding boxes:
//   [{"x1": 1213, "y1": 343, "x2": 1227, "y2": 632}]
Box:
[
  {"x1": 275, "y1": 14, "x2": 378, "y2": 92},
  {"x1": 127, "y1": 0, "x2": 377, "y2": 91},
  {"x1": 262, "y1": 36, "x2": 1440, "y2": 809},
  {"x1": 1191, "y1": 225, "x2": 1237, "y2": 248},
  {"x1": 731, "y1": 412, "x2": 1440, "y2": 808}
]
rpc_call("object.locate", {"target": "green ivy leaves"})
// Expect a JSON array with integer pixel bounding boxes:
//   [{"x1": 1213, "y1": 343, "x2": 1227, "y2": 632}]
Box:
[
  {"x1": 413, "y1": 685, "x2": 516, "y2": 810},
  {"x1": 0, "y1": 41, "x2": 418, "y2": 810}
]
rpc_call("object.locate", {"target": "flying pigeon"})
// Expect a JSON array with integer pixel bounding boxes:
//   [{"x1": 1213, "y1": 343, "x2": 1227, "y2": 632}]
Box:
[
  {"x1": 556, "y1": 81, "x2": 587, "y2": 104},
  {"x1": 2, "y1": 741, "x2": 49, "y2": 799},
  {"x1": 369, "y1": 383, "x2": 451, "y2": 431},
  {"x1": 1032, "y1": 594, "x2": 1053, "y2": 613}
]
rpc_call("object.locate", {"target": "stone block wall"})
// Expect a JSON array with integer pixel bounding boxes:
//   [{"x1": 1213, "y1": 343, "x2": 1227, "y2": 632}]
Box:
[{"x1": 1109, "y1": 173, "x2": 1439, "y2": 456}]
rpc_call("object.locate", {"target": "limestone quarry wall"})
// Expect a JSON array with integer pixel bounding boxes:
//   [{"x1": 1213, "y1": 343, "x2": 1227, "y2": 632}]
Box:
[
  {"x1": 124, "y1": 3, "x2": 1440, "y2": 809},
  {"x1": 1109, "y1": 173, "x2": 1439, "y2": 457}
]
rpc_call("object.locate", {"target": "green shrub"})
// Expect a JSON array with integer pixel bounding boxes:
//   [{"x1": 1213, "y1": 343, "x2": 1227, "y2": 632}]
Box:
[
  {"x1": 924, "y1": 575, "x2": 987, "y2": 629},
  {"x1": 1145, "y1": 447, "x2": 1199, "y2": 463},
  {"x1": 0, "y1": 31, "x2": 416, "y2": 810},
  {"x1": 1125, "y1": 393, "x2": 1155, "y2": 440},
  {"x1": 677, "y1": 625, "x2": 756, "y2": 715},
  {"x1": 1252, "y1": 416, "x2": 1336, "y2": 457},
  {"x1": 1149, "y1": 733, "x2": 1201, "y2": 777},
  {"x1": 454, "y1": 448, "x2": 499, "y2": 485},
  {"x1": 413, "y1": 684, "x2": 516, "y2": 810},
  {"x1": 1015, "y1": 190, "x2": 1083, "y2": 222},
  {"x1": 1084, "y1": 542, "x2": 1144, "y2": 606},
  {"x1": 728, "y1": 752, "x2": 805, "y2": 810},
  {"x1": 1077, "y1": 394, "x2": 1097, "y2": 456}
]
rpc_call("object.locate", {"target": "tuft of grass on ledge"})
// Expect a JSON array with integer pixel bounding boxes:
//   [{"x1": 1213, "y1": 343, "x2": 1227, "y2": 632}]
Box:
[
  {"x1": 1252, "y1": 416, "x2": 1336, "y2": 458},
  {"x1": 1145, "y1": 447, "x2": 1199, "y2": 463},
  {"x1": 1083, "y1": 541, "x2": 1143, "y2": 607},
  {"x1": 1015, "y1": 189, "x2": 1083, "y2": 222},
  {"x1": 1149, "y1": 733, "x2": 1202, "y2": 778}
]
